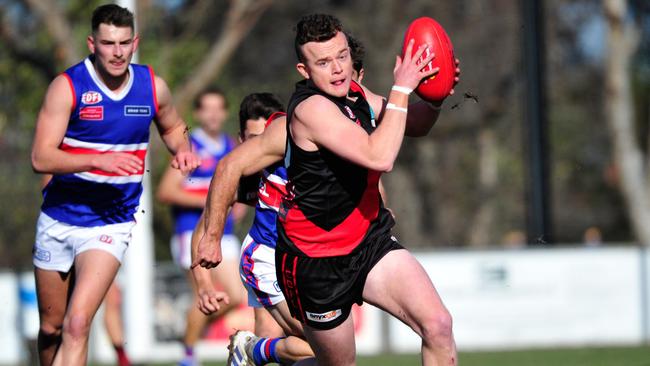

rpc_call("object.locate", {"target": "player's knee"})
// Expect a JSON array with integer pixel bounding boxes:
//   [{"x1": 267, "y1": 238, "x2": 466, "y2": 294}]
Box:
[
  {"x1": 39, "y1": 321, "x2": 63, "y2": 340},
  {"x1": 419, "y1": 309, "x2": 453, "y2": 346},
  {"x1": 63, "y1": 312, "x2": 93, "y2": 341}
]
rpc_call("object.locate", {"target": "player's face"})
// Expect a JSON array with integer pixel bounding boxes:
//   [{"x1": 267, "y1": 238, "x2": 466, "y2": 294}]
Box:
[
  {"x1": 242, "y1": 117, "x2": 266, "y2": 141},
  {"x1": 297, "y1": 31, "x2": 353, "y2": 98},
  {"x1": 195, "y1": 94, "x2": 228, "y2": 136},
  {"x1": 88, "y1": 24, "x2": 138, "y2": 79}
]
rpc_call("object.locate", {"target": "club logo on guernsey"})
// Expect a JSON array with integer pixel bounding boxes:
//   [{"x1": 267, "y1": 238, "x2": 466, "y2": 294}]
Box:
[
  {"x1": 306, "y1": 309, "x2": 343, "y2": 323},
  {"x1": 124, "y1": 105, "x2": 152, "y2": 117},
  {"x1": 344, "y1": 105, "x2": 356, "y2": 120},
  {"x1": 81, "y1": 91, "x2": 103, "y2": 104}
]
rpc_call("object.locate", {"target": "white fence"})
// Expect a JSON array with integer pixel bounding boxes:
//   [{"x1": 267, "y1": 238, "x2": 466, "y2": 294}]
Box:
[{"x1": 1, "y1": 246, "x2": 648, "y2": 364}]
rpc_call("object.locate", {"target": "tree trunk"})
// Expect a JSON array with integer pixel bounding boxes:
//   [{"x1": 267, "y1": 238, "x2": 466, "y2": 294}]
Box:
[
  {"x1": 173, "y1": 0, "x2": 274, "y2": 115},
  {"x1": 603, "y1": 0, "x2": 650, "y2": 246},
  {"x1": 468, "y1": 128, "x2": 498, "y2": 247},
  {"x1": 23, "y1": 0, "x2": 81, "y2": 67}
]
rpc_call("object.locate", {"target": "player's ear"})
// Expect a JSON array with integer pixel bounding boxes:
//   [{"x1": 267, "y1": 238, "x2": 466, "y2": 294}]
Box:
[
  {"x1": 87, "y1": 35, "x2": 95, "y2": 54},
  {"x1": 357, "y1": 68, "x2": 365, "y2": 83},
  {"x1": 132, "y1": 35, "x2": 140, "y2": 53},
  {"x1": 296, "y1": 62, "x2": 310, "y2": 79}
]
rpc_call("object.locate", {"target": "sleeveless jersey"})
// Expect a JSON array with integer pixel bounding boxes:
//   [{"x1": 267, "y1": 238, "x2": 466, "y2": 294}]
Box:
[
  {"x1": 246, "y1": 113, "x2": 288, "y2": 247},
  {"x1": 41, "y1": 56, "x2": 157, "y2": 227},
  {"x1": 278, "y1": 80, "x2": 395, "y2": 258},
  {"x1": 172, "y1": 129, "x2": 236, "y2": 235}
]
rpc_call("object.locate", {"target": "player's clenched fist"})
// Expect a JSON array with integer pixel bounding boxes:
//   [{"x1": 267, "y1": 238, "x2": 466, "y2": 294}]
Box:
[
  {"x1": 196, "y1": 287, "x2": 229, "y2": 315},
  {"x1": 92, "y1": 153, "x2": 143, "y2": 176},
  {"x1": 191, "y1": 233, "x2": 223, "y2": 270},
  {"x1": 171, "y1": 149, "x2": 201, "y2": 175}
]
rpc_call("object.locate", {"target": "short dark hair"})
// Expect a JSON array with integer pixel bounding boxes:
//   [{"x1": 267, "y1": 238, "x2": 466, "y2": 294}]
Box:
[
  {"x1": 345, "y1": 32, "x2": 365, "y2": 73},
  {"x1": 294, "y1": 14, "x2": 343, "y2": 62},
  {"x1": 238, "y1": 93, "x2": 285, "y2": 137},
  {"x1": 92, "y1": 4, "x2": 134, "y2": 33},
  {"x1": 194, "y1": 87, "x2": 228, "y2": 111}
]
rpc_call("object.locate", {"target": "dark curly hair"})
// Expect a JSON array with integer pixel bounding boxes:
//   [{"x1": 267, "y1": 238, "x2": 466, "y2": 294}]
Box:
[
  {"x1": 92, "y1": 4, "x2": 134, "y2": 33},
  {"x1": 238, "y1": 93, "x2": 285, "y2": 137},
  {"x1": 345, "y1": 32, "x2": 365, "y2": 74},
  {"x1": 294, "y1": 14, "x2": 344, "y2": 62}
]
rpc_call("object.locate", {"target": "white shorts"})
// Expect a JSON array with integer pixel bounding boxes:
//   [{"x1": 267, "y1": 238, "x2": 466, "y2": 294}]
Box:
[
  {"x1": 240, "y1": 234, "x2": 285, "y2": 308},
  {"x1": 171, "y1": 231, "x2": 241, "y2": 270},
  {"x1": 33, "y1": 212, "x2": 135, "y2": 272}
]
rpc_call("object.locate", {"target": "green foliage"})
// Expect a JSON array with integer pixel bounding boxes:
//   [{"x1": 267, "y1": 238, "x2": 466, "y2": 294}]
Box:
[{"x1": 1, "y1": 0, "x2": 648, "y2": 267}]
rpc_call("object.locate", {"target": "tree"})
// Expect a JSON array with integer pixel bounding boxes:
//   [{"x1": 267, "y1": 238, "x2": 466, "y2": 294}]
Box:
[{"x1": 603, "y1": 0, "x2": 650, "y2": 246}]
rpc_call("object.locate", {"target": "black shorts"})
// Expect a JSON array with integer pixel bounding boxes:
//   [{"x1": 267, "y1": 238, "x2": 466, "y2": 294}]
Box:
[{"x1": 275, "y1": 233, "x2": 403, "y2": 330}]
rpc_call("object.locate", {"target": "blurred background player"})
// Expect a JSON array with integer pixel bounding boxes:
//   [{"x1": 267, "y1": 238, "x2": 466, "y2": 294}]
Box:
[
  {"x1": 157, "y1": 87, "x2": 247, "y2": 366},
  {"x1": 30, "y1": 4, "x2": 199, "y2": 365},
  {"x1": 103, "y1": 282, "x2": 131, "y2": 366}
]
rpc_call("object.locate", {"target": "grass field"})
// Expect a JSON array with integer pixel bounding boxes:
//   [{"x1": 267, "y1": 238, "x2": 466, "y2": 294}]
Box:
[{"x1": 108, "y1": 345, "x2": 650, "y2": 366}]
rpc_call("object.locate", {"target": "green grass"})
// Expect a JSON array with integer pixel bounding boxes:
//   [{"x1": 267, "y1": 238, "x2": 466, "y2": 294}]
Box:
[{"x1": 98, "y1": 345, "x2": 650, "y2": 366}]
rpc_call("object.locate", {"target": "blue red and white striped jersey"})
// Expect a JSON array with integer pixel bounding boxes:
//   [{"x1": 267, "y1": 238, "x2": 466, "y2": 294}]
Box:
[
  {"x1": 248, "y1": 113, "x2": 288, "y2": 248},
  {"x1": 248, "y1": 163, "x2": 288, "y2": 248},
  {"x1": 172, "y1": 129, "x2": 236, "y2": 235},
  {"x1": 41, "y1": 56, "x2": 157, "y2": 227}
]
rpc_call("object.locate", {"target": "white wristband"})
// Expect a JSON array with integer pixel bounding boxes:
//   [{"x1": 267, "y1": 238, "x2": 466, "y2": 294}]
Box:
[
  {"x1": 391, "y1": 85, "x2": 413, "y2": 95},
  {"x1": 386, "y1": 103, "x2": 408, "y2": 113}
]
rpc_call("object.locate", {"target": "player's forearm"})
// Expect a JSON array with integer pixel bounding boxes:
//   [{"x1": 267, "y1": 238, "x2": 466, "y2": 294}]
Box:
[
  {"x1": 203, "y1": 159, "x2": 239, "y2": 239},
  {"x1": 31, "y1": 148, "x2": 98, "y2": 174},
  {"x1": 160, "y1": 121, "x2": 191, "y2": 155},
  {"x1": 190, "y1": 217, "x2": 216, "y2": 286},
  {"x1": 367, "y1": 91, "x2": 409, "y2": 171},
  {"x1": 405, "y1": 100, "x2": 442, "y2": 137}
]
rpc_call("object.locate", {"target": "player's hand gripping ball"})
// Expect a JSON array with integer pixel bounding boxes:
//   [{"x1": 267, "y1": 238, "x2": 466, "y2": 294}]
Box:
[{"x1": 402, "y1": 17, "x2": 456, "y2": 102}]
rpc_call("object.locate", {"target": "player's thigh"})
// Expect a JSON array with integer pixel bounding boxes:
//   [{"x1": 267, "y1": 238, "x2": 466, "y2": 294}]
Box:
[
  {"x1": 267, "y1": 300, "x2": 304, "y2": 337},
  {"x1": 302, "y1": 314, "x2": 356, "y2": 366},
  {"x1": 66, "y1": 250, "x2": 120, "y2": 320},
  {"x1": 35, "y1": 268, "x2": 73, "y2": 329},
  {"x1": 362, "y1": 249, "x2": 450, "y2": 337},
  {"x1": 254, "y1": 307, "x2": 284, "y2": 338}
]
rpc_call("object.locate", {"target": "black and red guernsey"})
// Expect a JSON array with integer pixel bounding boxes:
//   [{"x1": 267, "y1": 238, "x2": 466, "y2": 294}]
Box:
[{"x1": 277, "y1": 79, "x2": 395, "y2": 258}]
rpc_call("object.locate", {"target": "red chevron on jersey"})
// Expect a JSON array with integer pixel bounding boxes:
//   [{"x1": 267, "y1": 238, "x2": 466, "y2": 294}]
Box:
[{"x1": 258, "y1": 171, "x2": 287, "y2": 211}]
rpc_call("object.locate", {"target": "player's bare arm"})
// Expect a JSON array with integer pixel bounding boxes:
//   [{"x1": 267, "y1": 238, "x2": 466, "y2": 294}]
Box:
[
  {"x1": 152, "y1": 75, "x2": 200, "y2": 174},
  {"x1": 293, "y1": 40, "x2": 436, "y2": 172},
  {"x1": 156, "y1": 164, "x2": 206, "y2": 208},
  {"x1": 363, "y1": 58, "x2": 461, "y2": 138},
  {"x1": 31, "y1": 75, "x2": 143, "y2": 175},
  {"x1": 189, "y1": 213, "x2": 230, "y2": 315},
  {"x1": 192, "y1": 117, "x2": 286, "y2": 270}
]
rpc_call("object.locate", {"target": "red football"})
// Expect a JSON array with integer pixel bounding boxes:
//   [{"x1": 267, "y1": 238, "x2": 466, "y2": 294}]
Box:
[{"x1": 401, "y1": 17, "x2": 456, "y2": 102}]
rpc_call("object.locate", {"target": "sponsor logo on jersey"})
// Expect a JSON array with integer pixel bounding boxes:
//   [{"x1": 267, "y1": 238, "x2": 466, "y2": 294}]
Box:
[
  {"x1": 124, "y1": 105, "x2": 152, "y2": 117},
  {"x1": 81, "y1": 91, "x2": 103, "y2": 105},
  {"x1": 79, "y1": 106, "x2": 104, "y2": 121},
  {"x1": 305, "y1": 309, "x2": 342, "y2": 323},
  {"x1": 33, "y1": 247, "x2": 51, "y2": 262},
  {"x1": 344, "y1": 105, "x2": 356, "y2": 120}
]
